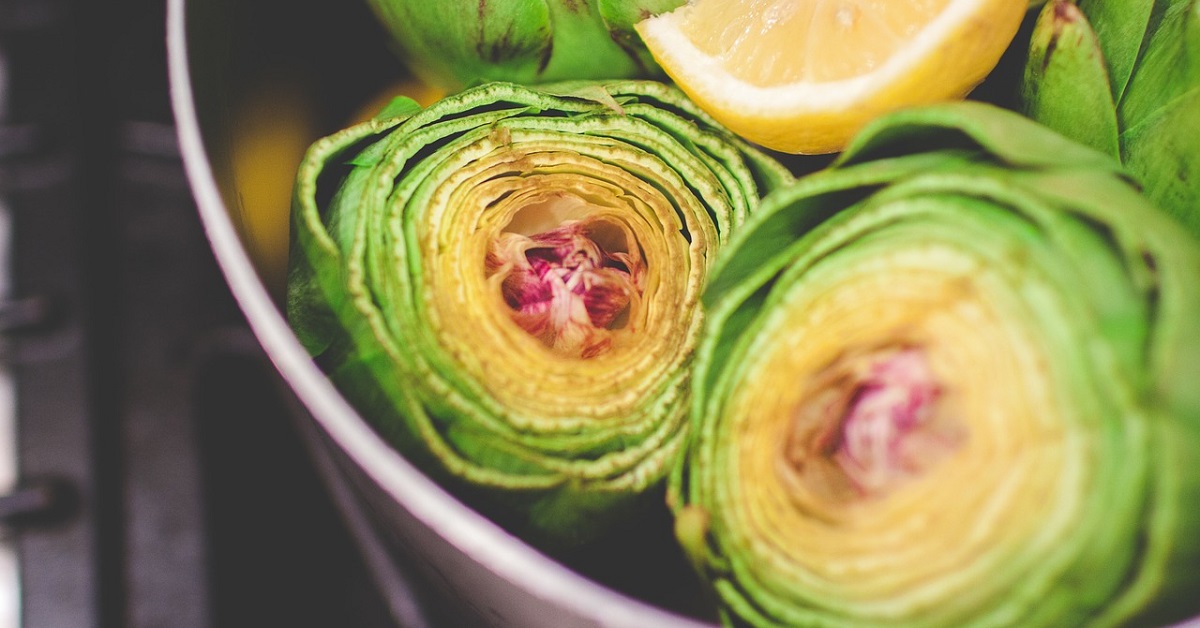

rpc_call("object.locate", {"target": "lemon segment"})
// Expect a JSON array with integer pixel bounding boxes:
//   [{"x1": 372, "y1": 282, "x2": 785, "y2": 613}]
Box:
[{"x1": 636, "y1": 0, "x2": 1026, "y2": 154}]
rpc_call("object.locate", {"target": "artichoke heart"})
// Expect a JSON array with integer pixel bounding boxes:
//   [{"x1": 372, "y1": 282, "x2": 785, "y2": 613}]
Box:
[
  {"x1": 677, "y1": 102, "x2": 1200, "y2": 626},
  {"x1": 287, "y1": 80, "x2": 791, "y2": 545}
]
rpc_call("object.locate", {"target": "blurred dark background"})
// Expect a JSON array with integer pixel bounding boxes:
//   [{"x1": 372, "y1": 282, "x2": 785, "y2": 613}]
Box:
[{"x1": 0, "y1": 0, "x2": 407, "y2": 625}]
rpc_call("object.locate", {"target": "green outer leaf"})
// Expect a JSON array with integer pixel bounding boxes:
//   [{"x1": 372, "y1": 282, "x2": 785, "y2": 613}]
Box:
[
  {"x1": 287, "y1": 80, "x2": 790, "y2": 546},
  {"x1": 677, "y1": 101, "x2": 1200, "y2": 626},
  {"x1": 1116, "y1": 0, "x2": 1200, "y2": 130},
  {"x1": 1115, "y1": 0, "x2": 1200, "y2": 236},
  {"x1": 1020, "y1": 0, "x2": 1120, "y2": 159},
  {"x1": 835, "y1": 100, "x2": 1122, "y2": 176},
  {"x1": 363, "y1": 0, "x2": 682, "y2": 90},
  {"x1": 1118, "y1": 87, "x2": 1200, "y2": 237},
  {"x1": 363, "y1": 0, "x2": 547, "y2": 89},
  {"x1": 1022, "y1": 0, "x2": 1200, "y2": 237},
  {"x1": 1077, "y1": 0, "x2": 1155, "y2": 103}
]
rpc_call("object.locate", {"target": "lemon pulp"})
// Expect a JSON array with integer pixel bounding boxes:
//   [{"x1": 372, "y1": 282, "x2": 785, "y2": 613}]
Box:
[{"x1": 636, "y1": 0, "x2": 1026, "y2": 153}]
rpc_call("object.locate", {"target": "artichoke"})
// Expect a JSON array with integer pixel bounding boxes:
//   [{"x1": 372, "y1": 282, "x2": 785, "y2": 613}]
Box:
[
  {"x1": 673, "y1": 102, "x2": 1200, "y2": 626},
  {"x1": 286, "y1": 80, "x2": 791, "y2": 545},
  {"x1": 1021, "y1": 0, "x2": 1200, "y2": 236},
  {"x1": 364, "y1": 0, "x2": 685, "y2": 91}
]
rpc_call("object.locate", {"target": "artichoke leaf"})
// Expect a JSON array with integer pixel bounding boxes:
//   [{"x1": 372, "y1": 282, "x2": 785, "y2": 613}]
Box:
[
  {"x1": 1021, "y1": 0, "x2": 1121, "y2": 159},
  {"x1": 1020, "y1": 0, "x2": 1200, "y2": 236},
  {"x1": 1116, "y1": 0, "x2": 1200, "y2": 129},
  {"x1": 1077, "y1": 0, "x2": 1155, "y2": 102},
  {"x1": 363, "y1": 0, "x2": 686, "y2": 90}
]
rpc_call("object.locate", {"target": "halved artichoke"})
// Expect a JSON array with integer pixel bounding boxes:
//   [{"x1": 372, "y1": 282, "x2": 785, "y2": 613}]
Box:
[
  {"x1": 287, "y1": 80, "x2": 791, "y2": 545},
  {"x1": 675, "y1": 102, "x2": 1200, "y2": 626}
]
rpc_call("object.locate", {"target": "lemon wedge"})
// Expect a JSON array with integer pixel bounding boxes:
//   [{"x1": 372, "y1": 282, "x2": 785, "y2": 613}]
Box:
[{"x1": 636, "y1": 0, "x2": 1027, "y2": 154}]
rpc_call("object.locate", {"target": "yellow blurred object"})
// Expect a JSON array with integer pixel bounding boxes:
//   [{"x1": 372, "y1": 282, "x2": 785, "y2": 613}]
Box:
[
  {"x1": 635, "y1": 0, "x2": 1026, "y2": 154},
  {"x1": 229, "y1": 79, "x2": 318, "y2": 302},
  {"x1": 229, "y1": 76, "x2": 443, "y2": 303}
]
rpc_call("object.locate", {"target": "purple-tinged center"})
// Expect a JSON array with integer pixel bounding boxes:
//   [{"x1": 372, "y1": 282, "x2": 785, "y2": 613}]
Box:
[
  {"x1": 783, "y1": 348, "x2": 962, "y2": 501},
  {"x1": 832, "y1": 349, "x2": 942, "y2": 494},
  {"x1": 486, "y1": 219, "x2": 644, "y2": 358}
]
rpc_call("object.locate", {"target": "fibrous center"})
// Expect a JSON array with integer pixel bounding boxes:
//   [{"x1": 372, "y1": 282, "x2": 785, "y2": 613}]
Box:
[
  {"x1": 487, "y1": 219, "x2": 644, "y2": 359},
  {"x1": 783, "y1": 347, "x2": 963, "y2": 501}
]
